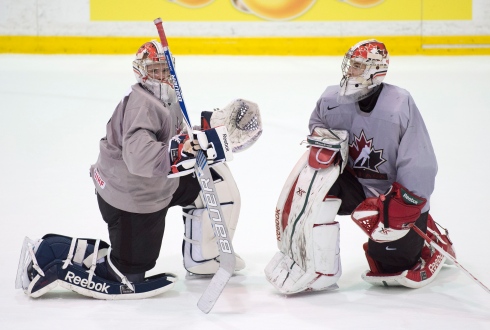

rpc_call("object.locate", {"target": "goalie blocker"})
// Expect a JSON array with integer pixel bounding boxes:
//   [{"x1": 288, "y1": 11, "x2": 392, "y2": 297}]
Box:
[
  {"x1": 264, "y1": 128, "x2": 348, "y2": 294},
  {"x1": 16, "y1": 234, "x2": 176, "y2": 299}
]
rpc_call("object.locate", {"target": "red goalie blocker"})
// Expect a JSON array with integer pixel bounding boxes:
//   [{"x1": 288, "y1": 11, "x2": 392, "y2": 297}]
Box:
[{"x1": 351, "y1": 182, "x2": 427, "y2": 242}]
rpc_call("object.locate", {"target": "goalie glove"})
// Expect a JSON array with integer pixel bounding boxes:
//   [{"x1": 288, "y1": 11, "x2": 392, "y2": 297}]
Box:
[
  {"x1": 351, "y1": 182, "x2": 427, "y2": 242},
  {"x1": 168, "y1": 126, "x2": 233, "y2": 178},
  {"x1": 201, "y1": 99, "x2": 262, "y2": 153}
]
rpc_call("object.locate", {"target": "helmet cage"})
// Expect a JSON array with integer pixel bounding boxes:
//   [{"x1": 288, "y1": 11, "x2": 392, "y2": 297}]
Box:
[
  {"x1": 132, "y1": 41, "x2": 176, "y2": 102},
  {"x1": 338, "y1": 39, "x2": 389, "y2": 103},
  {"x1": 133, "y1": 41, "x2": 172, "y2": 86}
]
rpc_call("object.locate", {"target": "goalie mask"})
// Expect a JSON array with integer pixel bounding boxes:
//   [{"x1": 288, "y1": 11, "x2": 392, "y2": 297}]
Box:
[
  {"x1": 337, "y1": 39, "x2": 389, "y2": 104},
  {"x1": 133, "y1": 40, "x2": 176, "y2": 103}
]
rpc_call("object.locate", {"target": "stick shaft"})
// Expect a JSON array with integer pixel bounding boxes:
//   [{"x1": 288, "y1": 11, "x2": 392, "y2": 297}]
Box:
[
  {"x1": 413, "y1": 225, "x2": 490, "y2": 294},
  {"x1": 153, "y1": 18, "x2": 236, "y2": 313}
]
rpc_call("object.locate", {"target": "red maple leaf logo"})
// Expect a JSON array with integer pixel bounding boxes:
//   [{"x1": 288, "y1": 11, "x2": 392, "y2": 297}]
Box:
[{"x1": 349, "y1": 130, "x2": 387, "y2": 180}]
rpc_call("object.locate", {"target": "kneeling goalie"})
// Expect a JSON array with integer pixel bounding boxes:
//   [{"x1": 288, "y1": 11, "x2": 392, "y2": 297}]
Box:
[
  {"x1": 16, "y1": 40, "x2": 262, "y2": 299},
  {"x1": 265, "y1": 39, "x2": 455, "y2": 294}
]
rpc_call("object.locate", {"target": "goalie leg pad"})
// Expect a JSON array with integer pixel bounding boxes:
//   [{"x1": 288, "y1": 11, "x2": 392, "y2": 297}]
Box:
[
  {"x1": 264, "y1": 250, "x2": 339, "y2": 294},
  {"x1": 265, "y1": 154, "x2": 343, "y2": 293},
  {"x1": 16, "y1": 234, "x2": 176, "y2": 299},
  {"x1": 265, "y1": 129, "x2": 348, "y2": 294},
  {"x1": 361, "y1": 243, "x2": 445, "y2": 289},
  {"x1": 183, "y1": 163, "x2": 245, "y2": 275},
  {"x1": 361, "y1": 215, "x2": 456, "y2": 288},
  {"x1": 265, "y1": 222, "x2": 341, "y2": 294}
]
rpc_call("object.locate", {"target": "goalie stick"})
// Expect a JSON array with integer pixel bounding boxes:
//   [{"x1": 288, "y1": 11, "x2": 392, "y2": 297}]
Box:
[
  {"x1": 411, "y1": 225, "x2": 490, "y2": 294},
  {"x1": 153, "y1": 18, "x2": 236, "y2": 313}
]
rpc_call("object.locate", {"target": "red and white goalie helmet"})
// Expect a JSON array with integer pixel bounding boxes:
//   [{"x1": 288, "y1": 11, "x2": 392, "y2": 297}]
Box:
[
  {"x1": 132, "y1": 40, "x2": 176, "y2": 103},
  {"x1": 338, "y1": 39, "x2": 389, "y2": 104}
]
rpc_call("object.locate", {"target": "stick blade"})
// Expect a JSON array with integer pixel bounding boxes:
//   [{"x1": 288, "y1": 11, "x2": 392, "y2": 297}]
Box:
[{"x1": 197, "y1": 268, "x2": 233, "y2": 314}]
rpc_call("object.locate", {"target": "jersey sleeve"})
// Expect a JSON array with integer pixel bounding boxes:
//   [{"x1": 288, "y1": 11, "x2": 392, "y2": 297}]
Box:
[
  {"x1": 309, "y1": 97, "x2": 328, "y2": 133},
  {"x1": 395, "y1": 95, "x2": 438, "y2": 213}
]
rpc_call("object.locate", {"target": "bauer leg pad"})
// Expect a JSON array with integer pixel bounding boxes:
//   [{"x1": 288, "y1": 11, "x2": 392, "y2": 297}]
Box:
[
  {"x1": 183, "y1": 207, "x2": 245, "y2": 275},
  {"x1": 183, "y1": 163, "x2": 245, "y2": 275},
  {"x1": 16, "y1": 234, "x2": 176, "y2": 299}
]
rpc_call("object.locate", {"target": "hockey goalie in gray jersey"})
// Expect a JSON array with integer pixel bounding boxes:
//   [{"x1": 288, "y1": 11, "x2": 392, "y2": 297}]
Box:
[
  {"x1": 265, "y1": 39, "x2": 455, "y2": 294},
  {"x1": 16, "y1": 40, "x2": 263, "y2": 299}
]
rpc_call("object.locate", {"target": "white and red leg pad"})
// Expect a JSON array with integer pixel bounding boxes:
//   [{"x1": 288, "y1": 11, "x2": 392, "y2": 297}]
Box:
[
  {"x1": 182, "y1": 162, "x2": 245, "y2": 275},
  {"x1": 265, "y1": 130, "x2": 347, "y2": 294},
  {"x1": 361, "y1": 216, "x2": 456, "y2": 288},
  {"x1": 265, "y1": 215, "x2": 341, "y2": 294}
]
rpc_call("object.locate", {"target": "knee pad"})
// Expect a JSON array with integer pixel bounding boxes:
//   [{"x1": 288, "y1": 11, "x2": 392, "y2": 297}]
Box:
[
  {"x1": 182, "y1": 163, "x2": 245, "y2": 275},
  {"x1": 16, "y1": 234, "x2": 176, "y2": 299},
  {"x1": 265, "y1": 129, "x2": 349, "y2": 294}
]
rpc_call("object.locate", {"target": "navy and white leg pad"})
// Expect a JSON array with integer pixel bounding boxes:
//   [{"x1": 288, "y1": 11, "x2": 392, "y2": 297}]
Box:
[{"x1": 15, "y1": 234, "x2": 176, "y2": 299}]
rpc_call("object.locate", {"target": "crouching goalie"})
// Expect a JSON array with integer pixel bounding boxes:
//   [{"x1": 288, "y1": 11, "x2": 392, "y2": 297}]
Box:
[{"x1": 265, "y1": 39, "x2": 455, "y2": 294}]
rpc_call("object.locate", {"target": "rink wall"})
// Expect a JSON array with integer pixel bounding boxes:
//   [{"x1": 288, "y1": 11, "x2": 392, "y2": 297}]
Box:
[{"x1": 1, "y1": 0, "x2": 489, "y2": 55}]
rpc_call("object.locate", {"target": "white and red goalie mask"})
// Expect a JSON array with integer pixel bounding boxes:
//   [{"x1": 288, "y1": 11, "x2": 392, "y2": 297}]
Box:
[
  {"x1": 338, "y1": 39, "x2": 389, "y2": 104},
  {"x1": 351, "y1": 182, "x2": 426, "y2": 242},
  {"x1": 132, "y1": 40, "x2": 176, "y2": 103}
]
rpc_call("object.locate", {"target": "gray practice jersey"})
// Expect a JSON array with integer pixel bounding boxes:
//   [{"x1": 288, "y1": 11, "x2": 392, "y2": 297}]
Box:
[
  {"x1": 90, "y1": 83, "x2": 184, "y2": 214},
  {"x1": 309, "y1": 83, "x2": 437, "y2": 213}
]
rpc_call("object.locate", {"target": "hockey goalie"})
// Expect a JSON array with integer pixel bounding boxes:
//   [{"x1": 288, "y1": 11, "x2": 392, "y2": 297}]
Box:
[
  {"x1": 265, "y1": 39, "x2": 456, "y2": 294},
  {"x1": 16, "y1": 40, "x2": 263, "y2": 299}
]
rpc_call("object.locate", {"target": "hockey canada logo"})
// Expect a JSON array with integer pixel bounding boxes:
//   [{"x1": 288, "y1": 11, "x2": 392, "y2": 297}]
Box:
[{"x1": 349, "y1": 130, "x2": 387, "y2": 180}]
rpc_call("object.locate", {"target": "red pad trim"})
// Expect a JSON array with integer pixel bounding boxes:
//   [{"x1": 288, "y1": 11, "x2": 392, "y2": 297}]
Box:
[{"x1": 281, "y1": 177, "x2": 299, "y2": 233}]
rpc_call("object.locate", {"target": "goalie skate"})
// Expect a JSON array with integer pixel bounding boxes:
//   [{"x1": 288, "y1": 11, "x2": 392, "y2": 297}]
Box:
[{"x1": 362, "y1": 216, "x2": 455, "y2": 288}]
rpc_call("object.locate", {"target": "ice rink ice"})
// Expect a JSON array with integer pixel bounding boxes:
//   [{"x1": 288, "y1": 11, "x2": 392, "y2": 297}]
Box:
[{"x1": 1, "y1": 54, "x2": 490, "y2": 329}]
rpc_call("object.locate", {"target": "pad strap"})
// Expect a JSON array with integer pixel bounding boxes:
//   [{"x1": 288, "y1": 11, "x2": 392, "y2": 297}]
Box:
[
  {"x1": 73, "y1": 239, "x2": 88, "y2": 265},
  {"x1": 62, "y1": 238, "x2": 78, "y2": 269},
  {"x1": 27, "y1": 240, "x2": 45, "y2": 277},
  {"x1": 106, "y1": 248, "x2": 135, "y2": 292}
]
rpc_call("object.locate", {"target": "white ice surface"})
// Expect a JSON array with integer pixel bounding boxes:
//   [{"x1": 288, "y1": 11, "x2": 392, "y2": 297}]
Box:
[{"x1": 1, "y1": 54, "x2": 490, "y2": 329}]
